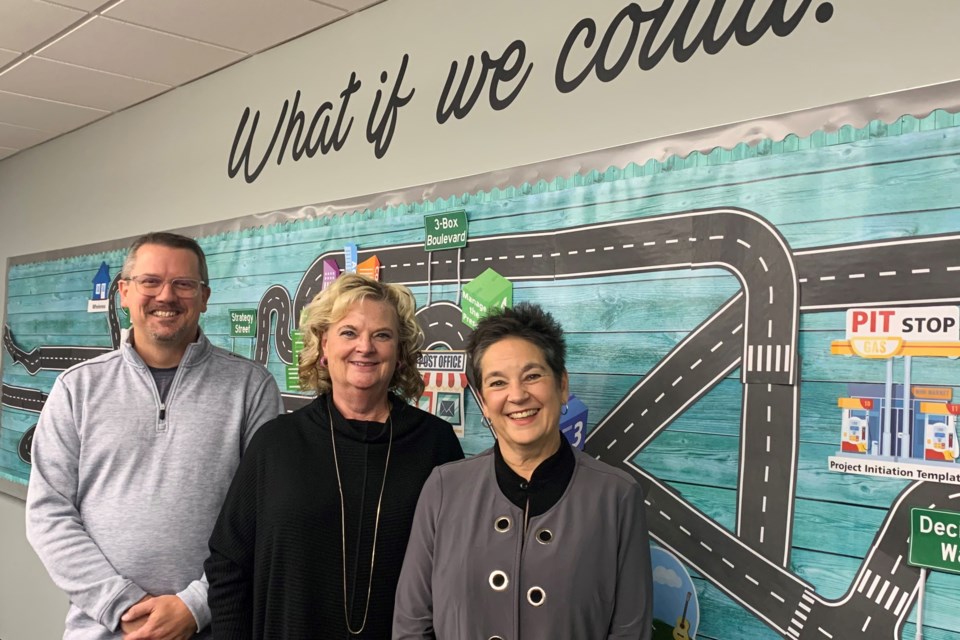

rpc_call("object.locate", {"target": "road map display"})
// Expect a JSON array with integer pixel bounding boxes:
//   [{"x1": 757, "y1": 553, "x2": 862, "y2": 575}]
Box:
[{"x1": 4, "y1": 110, "x2": 960, "y2": 639}]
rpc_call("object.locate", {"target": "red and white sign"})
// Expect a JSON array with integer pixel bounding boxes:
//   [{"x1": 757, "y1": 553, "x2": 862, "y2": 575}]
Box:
[{"x1": 846, "y1": 307, "x2": 960, "y2": 342}]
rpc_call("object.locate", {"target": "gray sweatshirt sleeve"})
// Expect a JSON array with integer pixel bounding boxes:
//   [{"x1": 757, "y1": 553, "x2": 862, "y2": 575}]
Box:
[
  {"x1": 173, "y1": 368, "x2": 283, "y2": 632},
  {"x1": 176, "y1": 573, "x2": 210, "y2": 632},
  {"x1": 25, "y1": 377, "x2": 148, "y2": 632},
  {"x1": 243, "y1": 372, "x2": 284, "y2": 451}
]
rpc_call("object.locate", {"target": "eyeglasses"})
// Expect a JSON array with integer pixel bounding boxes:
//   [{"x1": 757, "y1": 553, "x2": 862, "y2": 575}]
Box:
[{"x1": 124, "y1": 275, "x2": 206, "y2": 298}]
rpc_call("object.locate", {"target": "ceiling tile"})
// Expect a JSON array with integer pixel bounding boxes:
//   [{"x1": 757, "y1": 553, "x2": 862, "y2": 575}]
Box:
[
  {"x1": 0, "y1": 56, "x2": 168, "y2": 110},
  {"x1": 0, "y1": 0, "x2": 85, "y2": 53},
  {"x1": 0, "y1": 47, "x2": 20, "y2": 66},
  {"x1": 0, "y1": 90, "x2": 106, "y2": 134},
  {"x1": 38, "y1": 16, "x2": 243, "y2": 85},
  {"x1": 0, "y1": 145, "x2": 18, "y2": 160},
  {"x1": 312, "y1": 0, "x2": 382, "y2": 13},
  {"x1": 0, "y1": 120, "x2": 50, "y2": 149},
  {"x1": 46, "y1": 0, "x2": 107, "y2": 9},
  {"x1": 106, "y1": 0, "x2": 343, "y2": 53}
]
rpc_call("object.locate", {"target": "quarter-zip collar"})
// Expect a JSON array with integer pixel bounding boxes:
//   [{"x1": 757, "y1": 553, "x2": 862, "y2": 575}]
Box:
[
  {"x1": 121, "y1": 329, "x2": 211, "y2": 431},
  {"x1": 120, "y1": 328, "x2": 213, "y2": 369}
]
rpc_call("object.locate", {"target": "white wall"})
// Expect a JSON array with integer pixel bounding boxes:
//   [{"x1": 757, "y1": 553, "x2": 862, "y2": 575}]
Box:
[{"x1": 2, "y1": 0, "x2": 960, "y2": 637}]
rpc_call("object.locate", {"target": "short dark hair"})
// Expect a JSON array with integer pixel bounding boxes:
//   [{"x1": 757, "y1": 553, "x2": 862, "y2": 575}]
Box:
[
  {"x1": 121, "y1": 232, "x2": 209, "y2": 285},
  {"x1": 466, "y1": 302, "x2": 566, "y2": 392}
]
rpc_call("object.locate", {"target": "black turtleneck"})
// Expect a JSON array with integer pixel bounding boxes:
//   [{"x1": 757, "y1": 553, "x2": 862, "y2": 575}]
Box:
[
  {"x1": 206, "y1": 392, "x2": 464, "y2": 639},
  {"x1": 494, "y1": 435, "x2": 575, "y2": 517}
]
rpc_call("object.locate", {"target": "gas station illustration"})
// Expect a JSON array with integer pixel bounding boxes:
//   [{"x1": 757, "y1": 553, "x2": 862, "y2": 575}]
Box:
[{"x1": 832, "y1": 307, "x2": 960, "y2": 472}]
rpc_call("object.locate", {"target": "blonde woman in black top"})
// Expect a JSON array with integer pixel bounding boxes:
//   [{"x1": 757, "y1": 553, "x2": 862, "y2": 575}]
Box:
[{"x1": 206, "y1": 273, "x2": 463, "y2": 639}]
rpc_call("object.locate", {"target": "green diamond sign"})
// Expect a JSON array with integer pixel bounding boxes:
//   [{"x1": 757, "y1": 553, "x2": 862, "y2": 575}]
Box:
[
  {"x1": 909, "y1": 507, "x2": 960, "y2": 575},
  {"x1": 462, "y1": 268, "x2": 512, "y2": 329}
]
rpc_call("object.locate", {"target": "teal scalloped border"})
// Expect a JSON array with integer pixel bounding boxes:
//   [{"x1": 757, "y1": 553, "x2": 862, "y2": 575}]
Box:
[
  {"x1": 11, "y1": 108, "x2": 960, "y2": 267},
  {"x1": 279, "y1": 108, "x2": 960, "y2": 231}
]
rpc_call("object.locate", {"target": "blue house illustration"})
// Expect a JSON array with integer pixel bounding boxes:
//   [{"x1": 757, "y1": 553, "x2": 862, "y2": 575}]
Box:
[{"x1": 91, "y1": 262, "x2": 111, "y2": 300}]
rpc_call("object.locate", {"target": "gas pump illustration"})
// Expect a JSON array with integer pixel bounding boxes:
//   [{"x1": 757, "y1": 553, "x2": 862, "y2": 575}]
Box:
[
  {"x1": 838, "y1": 397, "x2": 875, "y2": 455},
  {"x1": 924, "y1": 416, "x2": 960, "y2": 462},
  {"x1": 842, "y1": 414, "x2": 869, "y2": 454}
]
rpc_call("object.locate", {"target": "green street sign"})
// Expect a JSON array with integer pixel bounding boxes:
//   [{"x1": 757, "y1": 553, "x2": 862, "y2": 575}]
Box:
[
  {"x1": 909, "y1": 507, "x2": 960, "y2": 575},
  {"x1": 230, "y1": 309, "x2": 257, "y2": 337},
  {"x1": 424, "y1": 210, "x2": 468, "y2": 251}
]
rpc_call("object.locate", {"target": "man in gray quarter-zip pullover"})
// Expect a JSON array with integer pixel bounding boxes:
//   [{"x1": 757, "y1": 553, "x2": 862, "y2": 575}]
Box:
[{"x1": 26, "y1": 232, "x2": 283, "y2": 640}]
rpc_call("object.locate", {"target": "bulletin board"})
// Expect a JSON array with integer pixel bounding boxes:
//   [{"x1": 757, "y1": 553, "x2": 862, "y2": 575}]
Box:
[{"x1": 4, "y1": 98, "x2": 960, "y2": 639}]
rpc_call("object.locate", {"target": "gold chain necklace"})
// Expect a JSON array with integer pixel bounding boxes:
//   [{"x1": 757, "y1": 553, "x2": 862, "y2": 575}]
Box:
[{"x1": 328, "y1": 397, "x2": 393, "y2": 636}]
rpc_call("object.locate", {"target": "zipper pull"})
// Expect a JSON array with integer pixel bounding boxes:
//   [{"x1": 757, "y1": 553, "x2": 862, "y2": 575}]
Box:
[{"x1": 157, "y1": 403, "x2": 168, "y2": 432}]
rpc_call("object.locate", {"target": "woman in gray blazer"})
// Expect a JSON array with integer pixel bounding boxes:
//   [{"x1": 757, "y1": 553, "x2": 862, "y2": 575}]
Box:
[{"x1": 394, "y1": 302, "x2": 653, "y2": 640}]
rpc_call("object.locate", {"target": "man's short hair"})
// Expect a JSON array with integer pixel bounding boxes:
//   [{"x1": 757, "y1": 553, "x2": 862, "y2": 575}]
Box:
[{"x1": 121, "y1": 232, "x2": 209, "y2": 284}]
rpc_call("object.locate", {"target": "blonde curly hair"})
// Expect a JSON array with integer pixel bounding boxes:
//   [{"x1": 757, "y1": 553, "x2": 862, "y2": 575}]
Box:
[{"x1": 298, "y1": 273, "x2": 425, "y2": 401}]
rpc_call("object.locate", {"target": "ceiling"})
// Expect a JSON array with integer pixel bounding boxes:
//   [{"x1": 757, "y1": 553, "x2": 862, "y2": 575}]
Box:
[{"x1": 0, "y1": 0, "x2": 383, "y2": 161}]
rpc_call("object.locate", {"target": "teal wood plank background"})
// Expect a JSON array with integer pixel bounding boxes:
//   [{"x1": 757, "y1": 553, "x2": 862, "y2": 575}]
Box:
[{"x1": 5, "y1": 110, "x2": 960, "y2": 638}]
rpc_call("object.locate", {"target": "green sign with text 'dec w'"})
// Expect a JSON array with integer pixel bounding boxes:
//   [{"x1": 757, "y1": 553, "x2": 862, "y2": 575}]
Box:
[
  {"x1": 424, "y1": 210, "x2": 467, "y2": 251},
  {"x1": 909, "y1": 507, "x2": 960, "y2": 575}
]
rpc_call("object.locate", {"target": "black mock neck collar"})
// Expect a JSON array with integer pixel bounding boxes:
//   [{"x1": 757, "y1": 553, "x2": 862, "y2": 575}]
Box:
[
  {"x1": 494, "y1": 435, "x2": 575, "y2": 517},
  {"x1": 315, "y1": 393, "x2": 407, "y2": 444}
]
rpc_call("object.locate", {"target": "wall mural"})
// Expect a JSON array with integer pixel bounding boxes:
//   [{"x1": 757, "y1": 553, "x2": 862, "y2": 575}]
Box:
[{"x1": 4, "y1": 109, "x2": 960, "y2": 639}]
